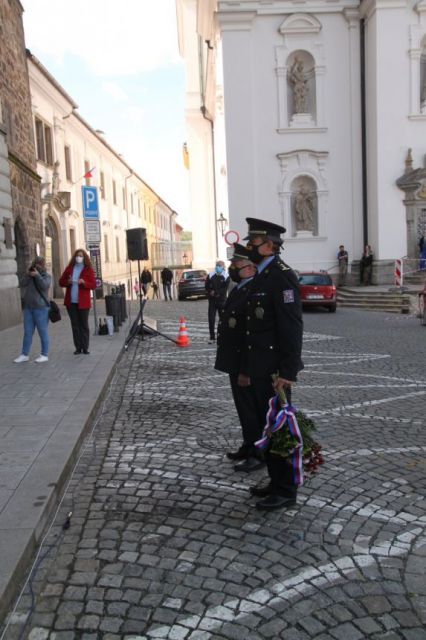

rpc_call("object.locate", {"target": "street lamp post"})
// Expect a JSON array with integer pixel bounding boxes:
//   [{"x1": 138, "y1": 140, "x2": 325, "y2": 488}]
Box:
[{"x1": 217, "y1": 212, "x2": 227, "y2": 237}]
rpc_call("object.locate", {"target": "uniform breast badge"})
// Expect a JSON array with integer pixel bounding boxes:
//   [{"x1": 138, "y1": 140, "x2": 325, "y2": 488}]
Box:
[
  {"x1": 228, "y1": 317, "x2": 237, "y2": 328},
  {"x1": 255, "y1": 306, "x2": 264, "y2": 319}
]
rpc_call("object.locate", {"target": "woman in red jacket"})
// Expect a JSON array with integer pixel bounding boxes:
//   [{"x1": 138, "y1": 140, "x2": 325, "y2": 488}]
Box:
[{"x1": 59, "y1": 249, "x2": 96, "y2": 354}]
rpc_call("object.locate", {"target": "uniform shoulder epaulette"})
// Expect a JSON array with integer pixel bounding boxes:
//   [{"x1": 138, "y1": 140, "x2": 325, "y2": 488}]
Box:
[{"x1": 271, "y1": 259, "x2": 291, "y2": 272}]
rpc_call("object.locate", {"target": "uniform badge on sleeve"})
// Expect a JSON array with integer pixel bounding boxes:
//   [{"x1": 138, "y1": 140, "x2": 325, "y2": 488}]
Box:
[{"x1": 283, "y1": 289, "x2": 295, "y2": 303}]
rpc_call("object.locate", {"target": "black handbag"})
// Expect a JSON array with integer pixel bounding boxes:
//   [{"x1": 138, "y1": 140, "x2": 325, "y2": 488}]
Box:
[{"x1": 33, "y1": 277, "x2": 62, "y2": 323}]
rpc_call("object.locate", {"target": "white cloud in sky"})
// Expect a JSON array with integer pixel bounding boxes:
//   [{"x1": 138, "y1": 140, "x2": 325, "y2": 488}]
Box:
[
  {"x1": 101, "y1": 81, "x2": 129, "y2": 102},
  {"x1": 22, "y1": 0, "x2": 191, "y2": 229},
  {"x1": 23, "y1": 0, "x2": 181, "y2": 77}
]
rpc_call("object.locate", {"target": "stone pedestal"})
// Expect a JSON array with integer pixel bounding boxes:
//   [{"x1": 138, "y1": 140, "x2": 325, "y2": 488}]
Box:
[{"x1": 290, "y1": 113, "x2": 315, "y2": 128}]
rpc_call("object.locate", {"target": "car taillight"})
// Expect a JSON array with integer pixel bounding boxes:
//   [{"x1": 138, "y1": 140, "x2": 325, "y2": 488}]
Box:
[{"x1": 179, "y1": 279, "x2": 185, "y2": 284}]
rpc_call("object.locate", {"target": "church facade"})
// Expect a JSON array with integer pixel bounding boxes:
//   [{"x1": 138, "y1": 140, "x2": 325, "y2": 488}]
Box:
[{"x1": 177, "y1": 0, "x2": 426, "y2": 282}]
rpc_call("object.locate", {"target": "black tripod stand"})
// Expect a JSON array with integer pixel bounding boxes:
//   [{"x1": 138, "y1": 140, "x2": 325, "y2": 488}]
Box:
[{"x1": 124, "y1": 259, "x2": 178, "y2": 350}]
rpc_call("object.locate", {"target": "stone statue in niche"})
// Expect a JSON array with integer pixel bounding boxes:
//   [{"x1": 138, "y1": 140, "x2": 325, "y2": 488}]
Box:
[
  {"x1": 294, "y1": 185, "x2": 315, "y2": 232},
  {"x1": 51, "y1": 161, "x2": 60, "y2": 195},
  {"x1": 289, "y1": 57, "x2": 309, "y2": 114}
]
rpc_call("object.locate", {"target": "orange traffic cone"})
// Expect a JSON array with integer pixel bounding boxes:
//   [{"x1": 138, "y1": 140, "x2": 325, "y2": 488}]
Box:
[{"x1": 175, "y1": 316, "x2": 191, "y2": 348}]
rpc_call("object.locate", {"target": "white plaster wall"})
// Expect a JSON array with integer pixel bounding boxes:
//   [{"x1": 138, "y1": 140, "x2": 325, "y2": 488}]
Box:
[
  {"x1": 220, "y1": 7, "x2": 363, "y2": 272},
  {"x1": 364, "y1": 2, "x2": 409, "y2": 261},
  {"x1": 178, "y1": 0, "x2": 218, "y2": 270}
]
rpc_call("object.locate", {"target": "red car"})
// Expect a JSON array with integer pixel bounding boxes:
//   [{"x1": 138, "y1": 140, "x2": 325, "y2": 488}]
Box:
[{"x1": 298, "y1": 272, "x2": 337, "y2": 312}]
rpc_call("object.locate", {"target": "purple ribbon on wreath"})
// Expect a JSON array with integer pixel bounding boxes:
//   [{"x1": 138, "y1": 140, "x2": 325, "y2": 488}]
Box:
[{"x1": 255, "y1": 395, "x2": 304, "y2": 486}]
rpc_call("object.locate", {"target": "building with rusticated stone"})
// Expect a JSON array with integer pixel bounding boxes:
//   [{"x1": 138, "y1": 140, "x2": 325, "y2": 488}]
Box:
[{"x1": 0, "y1": 0, "x2": 42, "y2": 329}]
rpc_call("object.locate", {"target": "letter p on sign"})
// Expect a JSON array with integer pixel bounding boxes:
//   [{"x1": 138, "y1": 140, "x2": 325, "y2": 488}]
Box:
[{"x1": 82, "y1": 186, "x2": 100, "y2": 220}]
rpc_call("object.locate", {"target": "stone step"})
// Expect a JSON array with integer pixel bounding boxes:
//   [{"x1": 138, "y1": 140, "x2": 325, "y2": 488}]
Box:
[
  {"x1": 336, "y1": 288, "x2": 411, "y2": 313},
  {"x1": 337, "y1": 301, "x2": 408, "y2": 313},
  {"x1": 337, "y1": 295, "x2": 410, "y2": 304}
]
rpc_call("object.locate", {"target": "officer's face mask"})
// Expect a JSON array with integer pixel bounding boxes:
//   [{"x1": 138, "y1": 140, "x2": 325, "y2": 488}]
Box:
[
  {"x1": 228, "y1": 265, "x2": 242, "y2": 283},
  {"x1": 75, "y1": 256, "x2": 84, "y2": 264},
  {"x1": 215, "y1": 265, "x2": 224, "y2": 274},
  {"x1": 246, "y1": 240, "x2": 267, "y2": 264}
]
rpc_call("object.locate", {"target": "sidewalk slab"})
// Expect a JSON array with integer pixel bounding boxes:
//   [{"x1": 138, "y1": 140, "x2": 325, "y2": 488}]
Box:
[{"x1": 0, "y1": 305, "x2": 131, "y2": 623}]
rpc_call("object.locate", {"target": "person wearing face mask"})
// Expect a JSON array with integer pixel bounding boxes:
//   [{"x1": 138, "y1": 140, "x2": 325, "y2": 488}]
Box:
[
  {"x1": 214, "y1": 244, "x2": 264, "y2": 471},
  {"x1": 241, "y1": 218, "x2": 303, "y2": 511},
  {"x1": 14, "y1": 256, "x2": 52, "y2": 363},
  {"x1": 205, "y1": 259, "x2": 230, "y2": 344},
  {"x1": 59, "y1": 249, "x2": 97, "y2": 354}
]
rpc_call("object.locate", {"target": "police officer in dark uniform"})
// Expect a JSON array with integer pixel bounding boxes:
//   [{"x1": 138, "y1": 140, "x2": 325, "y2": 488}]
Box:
[
  {"x1": 214, "y1": 244, "x2": 264, "y2": 471},
  {"x1": 240, "y1": 218, "x2": 304, "y2": 510}
]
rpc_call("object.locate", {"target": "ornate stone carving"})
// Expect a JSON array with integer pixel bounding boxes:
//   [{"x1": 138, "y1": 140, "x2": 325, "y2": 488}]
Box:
[
  {"x1": 288, "y1": 57, "x2": 308, "y2": 114},
  {"x1": 294, "y1": 183, "x2": 316, "y2": 232}
]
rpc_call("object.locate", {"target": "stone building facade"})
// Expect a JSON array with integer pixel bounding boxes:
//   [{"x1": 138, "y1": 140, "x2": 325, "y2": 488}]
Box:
[
  {"x1": 0, "y1": 0, "x2": 42, "y2": 329},
  {"x1": 177, "y1": 0, "x2": 426, "y2": 283}
]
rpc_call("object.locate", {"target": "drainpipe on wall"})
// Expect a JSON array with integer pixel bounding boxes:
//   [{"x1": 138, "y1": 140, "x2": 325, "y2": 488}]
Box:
[
  {"x1": 360, "y1": 18, "x2": 368, "y2": 247},
  {"x1": 198, "y1": 35, "x2": 219, "y2": 259}
]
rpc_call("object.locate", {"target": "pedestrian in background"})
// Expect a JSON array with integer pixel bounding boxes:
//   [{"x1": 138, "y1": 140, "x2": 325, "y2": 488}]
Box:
[
  {"x1": 214, "y1": 244, "x2": 261, "y2": 471},
  {"x1": 14, "y1": 256, "x2": 52, "y2": 364},
  {"x1": 151, "y1": 281, "x2": 160, "y2": 299},
  {"x1": 133, "y1": 278, "x2": 140, "y2": 298},
  {"x1": 205, "y1": 260, "x2": 229, "y2": 344},
  {"x1": 140, "y1": 267, "x2": 152, "y2": 297},
  {"x1": 242, "y1": 218, "x2": 304, "y2": 511},
  {"x1": 59, "y1": 249, "x2": 96, "y2": 355},
  {"x1": 360, "y1": 244, "x2": 373, "y2": 285},
  {"x1": 161, "y1": 266, "x2": 174, "y2": 301},
  {"x1": 337, "y1": 244, "x2": 349, "y2": 287}
]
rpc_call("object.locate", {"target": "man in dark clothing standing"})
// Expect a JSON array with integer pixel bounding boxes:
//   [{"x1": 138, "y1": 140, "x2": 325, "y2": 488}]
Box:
[
  {"x1": 360, "y1": 245, "x2": 373, "y2": 285},
  {"x1": 337, "y1": 244, "x2": 349, "y2": 287},
  {"x1": 214, "y1": 244, "x2": 264, "y2": 472},
  {"x1": 205, "y1": 260, "x2": 229, "y2": 343},
  {"x1": 240, "y1": 217, "x2": 304, "y2": 511},
  {"x1": 160, "y1": 267, "x2": 173, "y2": 301},
  {"x1": 140, "y1": 267, "x2": 152, "y2": 296}
]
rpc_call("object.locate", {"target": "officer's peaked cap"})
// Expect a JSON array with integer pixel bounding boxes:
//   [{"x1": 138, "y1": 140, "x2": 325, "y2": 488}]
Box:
[
  {"x1": 230, "y1": 243, "x2": 252, "y2": 261},
  {"x1": 244, "y1": 217, "x2": 286, "y2": 241}
]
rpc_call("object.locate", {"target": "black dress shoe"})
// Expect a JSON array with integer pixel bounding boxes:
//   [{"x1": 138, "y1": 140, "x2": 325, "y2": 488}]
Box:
[
  {"x1": 249, "y1": 483, "x2": 273, "y2": 497},
  {"x1": 255, "y1": 494, "x2": 297, "y2": 511},
  {"x1": 226, "y1": 445, "x2": 250, "y2": 461},
  {"x1": 234, "y1": 456, "x2": 265, "y2": 473},
  {"x1": 74, "y1": 349, "x2": 82, "y2": 355},
  {"x1": 82, "y1": 349, "x2": 90, "y2": 355}
]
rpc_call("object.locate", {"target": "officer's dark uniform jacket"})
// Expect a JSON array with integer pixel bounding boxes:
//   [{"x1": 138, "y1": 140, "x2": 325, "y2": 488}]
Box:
[
  {"x1": 241, "y1": 255, "x2": 303, "y2": 381},
  {"x1": 205, "y1": 272, "x2": 229, "y2": 302},
  {"x1": 214, "y1": 280, "x2": 252, "y2": 375}
]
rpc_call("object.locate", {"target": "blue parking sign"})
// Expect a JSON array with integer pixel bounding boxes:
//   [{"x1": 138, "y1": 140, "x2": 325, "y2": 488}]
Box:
[{"x1": 82, "y1": 186, "x2": 99, "y2": 220}]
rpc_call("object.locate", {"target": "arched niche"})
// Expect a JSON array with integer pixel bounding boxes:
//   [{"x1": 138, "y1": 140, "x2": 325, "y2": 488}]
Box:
[
  {"x1": 275, "y1": 13, "x2": 326, "y2": 132},
  {"x1": 287, "y1": 50, "x2": 316, "y2": 125},
  {"x1": 277, "y1": 150, "x2": 329, "y2": 238}
]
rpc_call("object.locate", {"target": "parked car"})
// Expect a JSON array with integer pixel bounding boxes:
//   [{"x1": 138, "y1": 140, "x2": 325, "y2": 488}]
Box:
[
  {"x1": 298, "y1": 272, "x2": 337, "y2": 312},
  {"x1": 178, "y1": 269, "x2": 208, "y2": 300}
]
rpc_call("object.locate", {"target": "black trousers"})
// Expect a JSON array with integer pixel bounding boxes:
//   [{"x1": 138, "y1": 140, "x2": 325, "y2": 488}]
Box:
[
  {"x1": 67, "y1": 304, "x2": 90, "y2": 351},
  {"x1": 251, "y1": 378, "x2": 298, "y2": 495},
  {"x1": 208, "y1": 300, "x2": 224, "y2": 339},
  {"x1": 229, "y1": 374, "x2": 267, "y2": 449}
]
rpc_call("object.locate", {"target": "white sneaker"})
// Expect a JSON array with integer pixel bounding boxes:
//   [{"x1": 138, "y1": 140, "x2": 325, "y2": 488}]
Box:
[
  {"x1": 14, "y1": 354, "x2": 29, "y2": 363},
  {"x1": 34, "y1": 355, "x2": 49, "y2": 363}
]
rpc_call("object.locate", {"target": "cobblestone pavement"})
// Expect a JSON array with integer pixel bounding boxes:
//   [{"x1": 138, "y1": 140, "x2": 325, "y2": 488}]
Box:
[{"x1": 2, "y1": 301, "x2": 426, "y2": 640}]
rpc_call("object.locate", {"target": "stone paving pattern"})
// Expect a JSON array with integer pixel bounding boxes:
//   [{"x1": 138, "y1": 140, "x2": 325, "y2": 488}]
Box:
[{"x1": 2, "y1": 300, "x2": 426, "y2": 639}]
